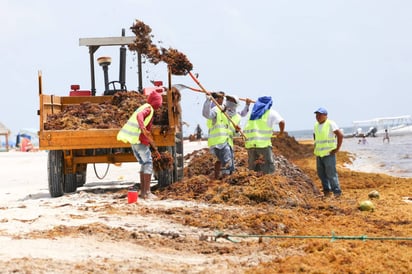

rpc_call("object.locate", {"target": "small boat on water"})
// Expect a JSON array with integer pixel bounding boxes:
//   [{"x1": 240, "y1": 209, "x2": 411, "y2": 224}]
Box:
[{"x1": 344, "y1": 115, "x2": 412, "y2": 138}]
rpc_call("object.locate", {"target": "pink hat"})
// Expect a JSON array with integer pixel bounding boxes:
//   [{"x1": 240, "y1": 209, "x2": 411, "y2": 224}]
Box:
[{"x1": 147, "y1": 91, "x2": 163, "y2": 110}]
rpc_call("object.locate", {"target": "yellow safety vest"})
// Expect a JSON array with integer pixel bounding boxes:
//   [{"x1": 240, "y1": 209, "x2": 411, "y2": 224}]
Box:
[
  {"x1": 117, "y1": 103, "x2": 154, "y2": 144},
  {"x1": 314, "y1": 119, "x2": 337, "y2": 157},
  {"x1": 244, "y1": 111, "x2": 273, "y2": 148},
  {"x1": 207, "y1": 109, "x2": 240, "y2": 148}
]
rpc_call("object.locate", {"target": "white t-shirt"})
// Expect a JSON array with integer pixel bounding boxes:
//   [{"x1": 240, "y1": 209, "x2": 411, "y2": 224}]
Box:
[{"x1": 267, "y1": 109, "x2": 284, "y2": 129}]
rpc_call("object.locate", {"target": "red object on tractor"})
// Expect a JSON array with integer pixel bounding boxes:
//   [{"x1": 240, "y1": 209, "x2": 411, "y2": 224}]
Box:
[{"x1": 69, "y1": 84, "x2": 91, "y2": 96}]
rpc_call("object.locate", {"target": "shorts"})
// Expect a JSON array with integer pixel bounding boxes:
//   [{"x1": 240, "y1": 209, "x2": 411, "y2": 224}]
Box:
[{"x1": 131, "y1": 143, "x2": 153, "y2": 174}]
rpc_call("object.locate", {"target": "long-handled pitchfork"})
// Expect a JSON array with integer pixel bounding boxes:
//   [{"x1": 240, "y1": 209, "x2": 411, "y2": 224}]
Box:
[{"x1": 185, "y1": 71, "x2": 247, "y2": 139}]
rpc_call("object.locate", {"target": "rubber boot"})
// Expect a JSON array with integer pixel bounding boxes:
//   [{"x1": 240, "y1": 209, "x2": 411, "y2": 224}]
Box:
[
  {"x1": 139, "y1": 172, "x2": 145, "y2": 197},
  {"x1": 214, "y1": 161, "x2": 221, "y2": 180},
  {"x1": 139, "y1": 173, "x2": 150, "y2": 199}
]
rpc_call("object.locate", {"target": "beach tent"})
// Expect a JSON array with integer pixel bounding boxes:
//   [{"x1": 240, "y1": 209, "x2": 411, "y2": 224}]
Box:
[{"x1": 0, "y1": 122, "x2": 10, "y2": 152}]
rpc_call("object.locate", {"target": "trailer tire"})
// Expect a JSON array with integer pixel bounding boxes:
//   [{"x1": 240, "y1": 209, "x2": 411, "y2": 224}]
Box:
[
  {"x1": 48, "y1": 150, "x2": 64, "y2": 198},
  {"x1": 76, "y1": 164, "x2": 87, "y2": 187},
  {"x1": 76, "y1": 170, "x2": 87, "y2": 187},
  {"x1": 64, "y1": 174, "x2": 77, "y2": 193}
]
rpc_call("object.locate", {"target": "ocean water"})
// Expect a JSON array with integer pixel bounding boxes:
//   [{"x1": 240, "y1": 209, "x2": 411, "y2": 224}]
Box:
[{"x1": 289, "y1": 129, "x2": 412, "y2": 178}]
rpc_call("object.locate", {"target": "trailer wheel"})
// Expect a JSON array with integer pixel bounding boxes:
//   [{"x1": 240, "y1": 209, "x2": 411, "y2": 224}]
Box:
[
  {"x1": 76, "y1": 164, "x2": 87, "y2": 187},
  {"x1": 48, "y1": 150, "x2": 64, "y2": 198},
  {"x1": 76, "y1": 171, "x2": 87, "y2": 187},
  {"x1": 64, "y1": 173, "x2": 77, "y2": 193}
]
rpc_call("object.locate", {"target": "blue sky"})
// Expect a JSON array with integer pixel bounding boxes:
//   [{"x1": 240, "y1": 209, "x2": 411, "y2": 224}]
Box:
[{"x1": 1, "y1": 0, "x2": 411, "y2": 137}]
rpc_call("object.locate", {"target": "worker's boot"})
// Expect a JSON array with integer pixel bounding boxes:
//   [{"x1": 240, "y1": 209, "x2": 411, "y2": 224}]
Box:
[
  {"x1": 214, "y1": 161, "x2": 221, "y2": 180},
  {"x1": 138, "y1": 172, "x2": 146, "y2": 197}
]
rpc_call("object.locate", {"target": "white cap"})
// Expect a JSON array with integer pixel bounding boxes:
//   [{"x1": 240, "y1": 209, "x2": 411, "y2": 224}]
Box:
[{"x1": 226, "y1": 95, "x2": 239, "y2": 105}]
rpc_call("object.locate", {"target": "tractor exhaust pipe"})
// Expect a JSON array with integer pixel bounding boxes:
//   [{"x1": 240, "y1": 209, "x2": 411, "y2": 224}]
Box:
[{"x1": 119, "y1": 29, "x2": 126, "y2": 90}]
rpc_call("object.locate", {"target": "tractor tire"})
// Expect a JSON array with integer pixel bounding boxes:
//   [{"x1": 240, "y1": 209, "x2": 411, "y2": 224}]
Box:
[
  {"x1": 176, "y1": 132, "x2": 183, "y2": 154},
  {"x1": 157, "y1": 146, "x2": 173, "y2": 188},
  {"x1": 64, "y1": 173, "x2": 77, "y2": 193},
  {"x1": 48, "y1": 150, "x2": 64, "y2": 198},
  {"x1": 175, "y1": 132, "x2": 184, "y2": 181}
]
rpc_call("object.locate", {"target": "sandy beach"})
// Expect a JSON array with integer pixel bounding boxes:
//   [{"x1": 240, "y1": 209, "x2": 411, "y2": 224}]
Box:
[{"x1": 0, "y1": 137, "x2": 411, "y2": 273}]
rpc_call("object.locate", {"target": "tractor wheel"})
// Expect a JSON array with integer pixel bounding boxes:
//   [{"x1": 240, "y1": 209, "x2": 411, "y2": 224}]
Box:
[
  {"x1": 175, "y1": 132, "x2": 184, "y2": 181},
  {"x1": 157, "y1": 146, "x2": 173, "y2": 188},
  {"x1": 64, "y1": 173, "x2": 77, "y2": 193},
  {"x1": 48, "y1": 150, "x2": 64, "y2": 198},
  {"x1": 176, "y1": 132, "x2": 183, "y2": 154}
]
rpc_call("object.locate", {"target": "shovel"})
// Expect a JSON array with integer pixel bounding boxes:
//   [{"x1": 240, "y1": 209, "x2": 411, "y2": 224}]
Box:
[
  {"x1": 173, "y1": 83, "x2": 255, "y2": 104},
  {"x1": 187, "y1": 71, "x2": 247, "y2": 139}
]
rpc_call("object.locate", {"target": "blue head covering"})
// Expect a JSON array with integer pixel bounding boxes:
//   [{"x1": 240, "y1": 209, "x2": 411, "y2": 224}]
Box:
[{"x1": 250, "y1": 96, "x2": 273, "y2": 120}]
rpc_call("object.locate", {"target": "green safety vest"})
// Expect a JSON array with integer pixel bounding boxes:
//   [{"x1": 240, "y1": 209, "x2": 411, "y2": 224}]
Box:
[
  {"x1": 117, "y1": 103, "x2": 154, "y2": 144},
  {"x1": 244, "y1": 111, "x2": 273, "y2": 149},
  {"x1": 207, "y1": 109, "x2": 240, "y2": 148},
  {"x1": 313, "y1": 119, "x2": 337, "y2": 157}
]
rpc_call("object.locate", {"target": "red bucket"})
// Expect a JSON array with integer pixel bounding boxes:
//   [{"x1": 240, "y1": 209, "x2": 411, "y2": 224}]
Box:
[{"x1": 128, "y1": 190, "x2": 138, "y2": 203}]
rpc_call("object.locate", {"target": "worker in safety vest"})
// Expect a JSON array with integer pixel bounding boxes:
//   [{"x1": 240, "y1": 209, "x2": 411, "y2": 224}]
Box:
[
  {"x1": 313, "y1": 107, "x2": 343, "y2": 198},
  {"x1": 202, "y1": 93, "x2": 241, "y2": 179},
  {"x1": 244, "y1": 96, "x2": 285, "y2": 175},
  {"x1": 117, "y1": 91, "x2": 163, "y2": 200}
]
